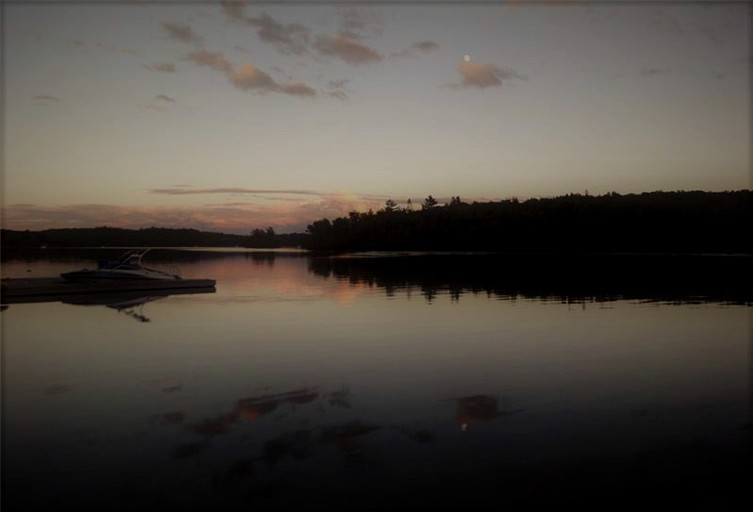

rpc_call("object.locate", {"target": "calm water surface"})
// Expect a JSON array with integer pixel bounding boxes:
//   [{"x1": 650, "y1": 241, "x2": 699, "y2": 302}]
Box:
[{"x1": 2, "y1": 250, "x2": 751, "y2": 509}]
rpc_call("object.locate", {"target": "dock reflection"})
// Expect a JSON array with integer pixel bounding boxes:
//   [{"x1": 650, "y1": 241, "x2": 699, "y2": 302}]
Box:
[
  {"x1": 1, "y1": 286, "x2": 215, "y2": 320},
  {"x1": 64, "y1": 294, "x2": 164, "y2": 322}
]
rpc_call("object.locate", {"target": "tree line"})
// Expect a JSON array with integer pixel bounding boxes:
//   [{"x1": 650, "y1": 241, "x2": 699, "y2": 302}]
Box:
[
  {"x1": 2, "y1": 190, "x2": 749, "y2": 254},
  {"x1": 303, "y1": 190, "x2": 752, "y2": 254},
  {"x1": 0, "y1": 226, "x2": 307, "y2": 250}
]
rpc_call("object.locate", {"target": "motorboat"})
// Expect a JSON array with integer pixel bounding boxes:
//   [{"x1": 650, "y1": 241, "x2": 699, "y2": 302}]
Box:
[{"x1": 60, "y1": 248, "x2": 181, "y2": 281}]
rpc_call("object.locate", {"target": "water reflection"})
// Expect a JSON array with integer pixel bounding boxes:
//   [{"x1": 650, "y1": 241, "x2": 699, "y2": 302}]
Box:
[
  {"x1": 64, "y1": 294, "x2": 163, "y2": 322},
  {"x1": 142, "y1": 382, "x2": 473, "y2": 499},
  {"x1": 309, "y1": 253, "x2": 753, "y2": 305},
  {"x1": 2, "y1": 250, "x2": 750, "y2": 509},
  {"x1": 454, "y1": 395, "x2": 523, "y2": 431},
  {"x1": 191, "y1": 388, "x2": 322, "y2": 438},
  {"x1": 2, "y1": 286, "x2": 215, "y2": 322}
]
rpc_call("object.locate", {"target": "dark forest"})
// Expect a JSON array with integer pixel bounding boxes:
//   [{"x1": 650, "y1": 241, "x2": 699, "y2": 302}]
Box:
[{"x1": 303, "y1": 190, "x2": 751, "y2": 253}]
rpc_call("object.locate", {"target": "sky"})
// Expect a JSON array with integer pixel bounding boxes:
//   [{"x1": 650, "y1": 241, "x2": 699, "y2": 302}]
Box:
[{"x1": 2, "y1": 0, "x2": 750, "y2": 234}]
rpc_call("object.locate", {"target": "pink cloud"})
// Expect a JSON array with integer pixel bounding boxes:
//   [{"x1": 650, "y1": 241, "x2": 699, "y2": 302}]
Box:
[
  {"x1": 231, "y1": 64, "x2": 277, "y2": 91},
  {"x1": 2, "y1": 193, "x2": 386, "y2": 234},
  {"x1": 277, "y1": 82, "x2": 316, "y2": 98},
  {"x1": 314, "y1": 34, "x2": 382, "y2": 65},
  {"x1": 452, "y1": 61, "x2": 527, "y2": 89},
  {"x1": 187, "y1": 50, "x2": 234, "y2": 74},
  {"x1": 186, "y1": 50, "x2": 315, "y2": 98},
  {"x1": 151, "y1": 62, "x2": 176, "y2": 73}
]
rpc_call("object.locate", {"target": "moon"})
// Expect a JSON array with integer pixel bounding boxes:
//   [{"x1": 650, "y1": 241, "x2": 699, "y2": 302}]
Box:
[{"x1": 463, "y1": 54, "x2": 471, "y2": 62}]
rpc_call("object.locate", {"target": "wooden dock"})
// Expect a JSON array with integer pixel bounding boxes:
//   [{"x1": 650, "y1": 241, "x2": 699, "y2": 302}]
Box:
[{"x1": 1, "y1": 277, "x2": 216, "y2": 304}]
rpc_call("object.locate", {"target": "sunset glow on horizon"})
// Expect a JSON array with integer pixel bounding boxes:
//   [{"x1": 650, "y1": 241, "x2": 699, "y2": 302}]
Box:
[{"x1": 3, "y1": 0, "x2": 749, "y2": 234}]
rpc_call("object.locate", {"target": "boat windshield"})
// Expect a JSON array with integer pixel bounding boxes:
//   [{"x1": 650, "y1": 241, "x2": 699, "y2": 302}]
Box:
[{"x1": 99, "y1": 249, "x2": 151, "y2": 269}]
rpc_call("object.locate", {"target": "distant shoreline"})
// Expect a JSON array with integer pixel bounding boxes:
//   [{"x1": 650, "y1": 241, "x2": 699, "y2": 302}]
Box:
[
  {"x1": 3, "y1": 191, "x2": 751, "y2": 254},
  {"x1": 3, "y1": 247, "x2": 751, "y2": 260}
]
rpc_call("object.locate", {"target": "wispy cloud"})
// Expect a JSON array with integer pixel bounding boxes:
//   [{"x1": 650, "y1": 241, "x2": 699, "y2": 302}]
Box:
[
  {"x1": 70, "y1": 38, "x2": 140, "y2": 56},
  {"x1": 412, "y1": 40, "x2": 439, "y2": 53},
  {"x1": 220, "y1": 6, "x2": 310, "y2": 55},
  {"x1": 326, "y1": 78, "x2": 351, "y2": 101},
  {"x1": 220, "y1": 0, "x2": 249, "y2": 24},
  {"x1": 33, "y1": 95, "x2": 62, "y2": 105},
  {"x1": 328, "y1": 79, "x2": 349, "y2": 89},
  {"x1": 337, "y1": 7, "x2": 384, "y2": 40},
  {"x1": 215, "y1": 6, "x2": 386, "y2": 95},
  {"x1": 118, "y1": 47, "x2": 140, "y2": 56},
  {"x1": 293, "y1": 191, "x2": 390, "y2": 225},
  {"x1": 187, "y1": 49, "x2": 233, "y2": 74},
  {"x1": 137, "y1": 103, "x2": 168, "y2": 113},
  {"x1": 314, "y1": 34, "x2": 382, "y2": 65},
  {"x1": 327, "y1": 90, "x2": 348, "y2": 101},
  {"x1": 2, "y1": 203, "x2": 268, "y2": 234},
  {"x1": 390, "y1": 40, "x2": 439, "y2": 59},
  {"x1": 450, "y1": 61, "x2": 527, "y2": 89},
  {"x1": 162, "y1": 22, "x2": 203, "y2": 45},
  {"x1": 3, "y1": 192, "x2": 387, "y2": 234},
  {"x1": 151, "y1": 188, "x2": 323, "y2": 196},
  {"x1": 248, "y1": 13, "x2": 310, "y2": 55},
  {"x1": 147, "y1": 62, "x2": 176, "y2": 73},
  {"x1": 276, "y1": 82, "x2": 316, "y2": 98},
  {"x1": 150, "y1": 188, "x2": 388, "y2": 221},
  {"x1": 641, "y1": 66, "x2": 670, "y2": 76},
  {"x1": 186, "y1": 50, "x2": 315, "y2": 98}
]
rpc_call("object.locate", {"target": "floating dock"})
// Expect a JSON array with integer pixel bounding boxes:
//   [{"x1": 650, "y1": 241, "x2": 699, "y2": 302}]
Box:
[{"x1": 1, "y1": 277, "x2": 216, "y2": 304}]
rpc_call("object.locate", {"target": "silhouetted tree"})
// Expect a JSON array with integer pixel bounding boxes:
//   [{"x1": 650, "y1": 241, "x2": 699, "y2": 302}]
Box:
[
  {"x1": 422, "y1": 195, "x2": 438, "y2": 210},
  {"x1": 249, "y1": 226, "x2": 279, "y2": 248},
  {"x1": 301, "y1": 190, "x2": 752, "y2": 254}
]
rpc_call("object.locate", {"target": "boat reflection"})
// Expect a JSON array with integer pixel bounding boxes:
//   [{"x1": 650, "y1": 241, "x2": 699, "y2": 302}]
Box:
[
  {"x1": 2, "y1": 286, "x2": 215, "y2": 321},
  {"x1": 64, "y1": 294, "x2": 164, "y2": 322}
]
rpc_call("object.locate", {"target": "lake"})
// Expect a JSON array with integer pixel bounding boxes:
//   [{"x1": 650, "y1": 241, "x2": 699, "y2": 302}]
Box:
[{"x1": 2, "y1": 249, "x2": 751, "y2": 510}]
